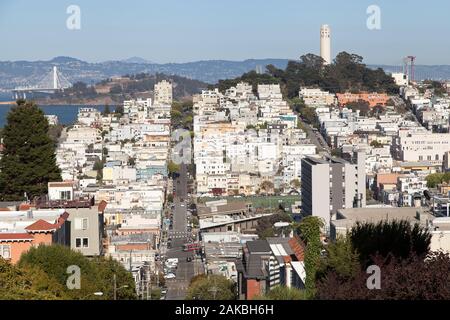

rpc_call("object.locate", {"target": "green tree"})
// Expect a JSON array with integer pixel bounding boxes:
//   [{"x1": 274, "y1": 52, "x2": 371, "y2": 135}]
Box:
[
  {"x1": 317, "y1": 236, "x2": 360, "y2": 281},
  {"x1": 168, "y1": 161, "x2": 180, "y2": 176},
  {"x1": 115, "y1": 105, "x2": 124, "y2": 116},
  {"x1": 186, "y1": 275, "x2": 236, "y2": 300},
  {"x1": 350, "y1": 220, "x2": 431, "y2": 266},
  {"x1": 370, "y1": 140, "x2": 383, "y2": 148},
  {"x1": 426, "y1": 172, "x2": 450, "y2": 188},
  {"x1": 256, "y1": 212, "x2": 293, "y2": 239},
  {"x1": 0, "y1": 258, "x2": 68, "y2": 300},
  {"x1": 18, "y1": 245, "x2": 136, "y2": 300},
  {"x1": 290, "y1": 179, "x2": 301, "y2": 189},
  {"x1": 295, "y1": 216, "x2": 324, "y2": 299},
  {"x1": 0, "y1": 100, "x2": 62, "y2": 200},
  {"x1": 260, "y1": 180, "x2": 274, "y2": 193},
  {"x1": 254, "y1": 285, "x2": 305, "y2": 300},
  {"x1": 102, "y1": 105, "x2": 111, "y2": 116}
]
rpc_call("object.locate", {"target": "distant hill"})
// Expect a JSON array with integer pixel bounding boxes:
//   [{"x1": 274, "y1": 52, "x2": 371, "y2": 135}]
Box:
[
  {"x1": 36, "y1": 72, "x2": 209, "y2": 105},
  {"x1": 0, "y1": 57, "x2": 289, "y2": 89},
  {"x1": 2, "y1": 56, "x2": 449, "y2": 91},
  {"x1": 369, "y1": 65, "x2": 450, "y2": 82}
]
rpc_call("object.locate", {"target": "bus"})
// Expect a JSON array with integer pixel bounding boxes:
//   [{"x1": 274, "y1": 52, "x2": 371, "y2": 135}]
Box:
[{"x1": 183, "y1": 242, "x2": 201, "y2": 252}]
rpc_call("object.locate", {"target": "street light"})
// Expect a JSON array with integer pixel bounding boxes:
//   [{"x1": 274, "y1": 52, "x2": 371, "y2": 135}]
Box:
[
  {"x1": 83, "y1": 292, "x2": 104, "y2": 300},
  {"x1": 113, "y1": 274, "x2": 130, "y2": 300}
]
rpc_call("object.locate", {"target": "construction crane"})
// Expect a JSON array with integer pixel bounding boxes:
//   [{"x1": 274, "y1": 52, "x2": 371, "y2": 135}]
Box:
[{"x1": 403, "y1": 56, "x2": 416, "y2": 84}]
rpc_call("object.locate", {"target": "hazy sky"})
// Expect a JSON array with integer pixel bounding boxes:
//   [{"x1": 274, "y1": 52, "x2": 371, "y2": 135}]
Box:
[{"x1": 0, "y1": 0, "x2": 449, "y2": 65}]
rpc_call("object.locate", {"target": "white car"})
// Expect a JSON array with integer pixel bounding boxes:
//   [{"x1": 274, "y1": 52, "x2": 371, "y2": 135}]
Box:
[{"x1": 164, "y1": 273, "x2": 176, "y2": 279}]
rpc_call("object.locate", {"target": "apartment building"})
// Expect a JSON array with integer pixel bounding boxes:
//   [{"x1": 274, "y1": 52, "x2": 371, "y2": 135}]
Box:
[
  {"x1": 154, "y1": 80, "x2": 173, "y2": 105},
  {"x1": 236, "y1": 236, "x2": 306, "y2": 300},
  {"x1": 336, "y1": 92, "x2": 390, "y2": 107},
  {"x1": 299, "y1": 87, "x2": 337, "y2": 107},
  {"x1": 395, "y1": 130, "x2": 450, "y2": 164},
  {"x1": 0, "y1": 209, "x2": 70, "y2": 264},
  {"x1": 301, "y1": 151, "x2": 366, "y2": 230}
]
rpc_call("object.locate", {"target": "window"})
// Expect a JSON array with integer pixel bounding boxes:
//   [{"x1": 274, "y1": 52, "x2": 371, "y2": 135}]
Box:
[
  {"x1": 0, "y1": 245, "x2": 11, "y2": 259},
  {"x1": 76, "y1": 238, "x2": 89, "y2": 248},
  {"x1": 75, "y1": 218, "x2": 88, "y2": 230},
  {"x1": 59, "y1": 190, "x2": 71, "y2": 200}
]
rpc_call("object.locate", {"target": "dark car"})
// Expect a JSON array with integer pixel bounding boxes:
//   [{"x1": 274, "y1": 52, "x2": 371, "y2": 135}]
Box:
[{"x1": 186, "y1": 257, "x2": 192, "y2": 262}]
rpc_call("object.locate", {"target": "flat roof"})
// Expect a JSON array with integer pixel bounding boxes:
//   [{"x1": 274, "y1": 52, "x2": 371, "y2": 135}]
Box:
[{"x1": 333, "y1": 207, "x2": 434, "y2": 230}]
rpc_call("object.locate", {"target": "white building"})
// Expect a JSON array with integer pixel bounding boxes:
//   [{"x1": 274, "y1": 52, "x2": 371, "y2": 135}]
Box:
[
  {"x1": 391, "y1": 72, "x2": 409, "y2": 86},
  {"x1": 320, "y1": 24, "x2": 331, "y2": 65},
  {"x1": 299, "y1": 88, "x2": 336, "y2": 107}
]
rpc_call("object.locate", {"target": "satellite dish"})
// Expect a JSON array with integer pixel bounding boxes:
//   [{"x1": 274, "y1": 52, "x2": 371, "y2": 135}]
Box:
[{"x1": 274, "y1": 222, "x2": 290, "y2": 228}]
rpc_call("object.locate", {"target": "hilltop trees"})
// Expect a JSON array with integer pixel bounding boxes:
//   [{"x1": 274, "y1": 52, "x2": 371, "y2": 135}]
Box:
[
  {"x1": 0, "y1": 100, "x2": 61, "y2": 201},
  {"x1": 217, "y1": 52, "x2": 399, "y2": 99}
]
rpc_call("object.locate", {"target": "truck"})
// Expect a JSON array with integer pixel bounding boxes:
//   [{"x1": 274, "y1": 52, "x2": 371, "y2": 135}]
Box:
[{"x1": 166, "y1": 258, "x2": 179, "y2": 264}]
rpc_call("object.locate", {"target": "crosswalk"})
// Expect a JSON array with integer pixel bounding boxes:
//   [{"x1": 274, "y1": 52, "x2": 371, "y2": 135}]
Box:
[{"x1": 168, "y1": 231, "x2": 191, "y2": 239}]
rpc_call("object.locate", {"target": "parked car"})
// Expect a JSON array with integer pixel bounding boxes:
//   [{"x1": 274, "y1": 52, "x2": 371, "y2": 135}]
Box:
[{"x1": 164, "y1": 273, "x2": 176, "y2": 279}]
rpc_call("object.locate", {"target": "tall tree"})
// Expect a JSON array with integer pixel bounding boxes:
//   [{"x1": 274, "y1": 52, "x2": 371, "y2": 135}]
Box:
[
  {"x1": 296, "y1": 216, "x2": 324, "y2": 299},
  {"x1": 0, "y1": 100, "x2": 61, "y2": 201},
  {"x1": 350, "y1": 220, "x2": 431, "y2": 266}
]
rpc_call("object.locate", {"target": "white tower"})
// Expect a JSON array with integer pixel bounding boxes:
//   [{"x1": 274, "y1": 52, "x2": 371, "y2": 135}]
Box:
[{"x1": 320, "y1": 25, "x2": 331, "y2": 65}]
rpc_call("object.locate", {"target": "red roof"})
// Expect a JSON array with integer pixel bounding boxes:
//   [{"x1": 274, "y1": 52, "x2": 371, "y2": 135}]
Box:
[
  {"x1": 19, "y1": 203, "x2": 31, "y2": 211},
  {"x1": 25, "y1": 219, "x2": 56, "y2": 232},
  {"x1": 0, "y1": 233, "x2": 34, "y2": 241},
  {"x1": 288, "y1": 236, "x2": 306, "y2": 261}
]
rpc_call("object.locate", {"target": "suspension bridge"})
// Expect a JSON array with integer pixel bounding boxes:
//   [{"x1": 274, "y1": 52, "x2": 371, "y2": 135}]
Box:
[{"x1": 12, "y1": 66, "x2": 72, "y2": 99}]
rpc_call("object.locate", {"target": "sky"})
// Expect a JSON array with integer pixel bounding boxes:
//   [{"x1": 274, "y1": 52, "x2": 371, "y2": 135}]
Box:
[{"x1": 0, "y1": 0, "x2": 449, "y2": 65}]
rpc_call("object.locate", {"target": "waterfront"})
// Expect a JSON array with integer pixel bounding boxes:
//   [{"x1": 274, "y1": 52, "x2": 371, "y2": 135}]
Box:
[{"x1": 0, "y1": 92, "x2": 113, "y2": 127}]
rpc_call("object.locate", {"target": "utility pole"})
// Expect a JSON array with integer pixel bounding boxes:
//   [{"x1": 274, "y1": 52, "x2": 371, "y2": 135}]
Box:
[
  {"x1": 113, "y1": 274, "x2": 117, "y2": 301},
  {"x1": 129, "y1": 249, "x2": 133, "y2": 272},
  {"x1": 149, "y1": 272, "x2": 152, "y2": 301}
]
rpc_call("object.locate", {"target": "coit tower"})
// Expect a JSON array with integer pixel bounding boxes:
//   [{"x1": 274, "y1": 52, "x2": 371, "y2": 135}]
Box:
[{"x1": 320, "y1": 24, "x2": 331, "y2": 65}]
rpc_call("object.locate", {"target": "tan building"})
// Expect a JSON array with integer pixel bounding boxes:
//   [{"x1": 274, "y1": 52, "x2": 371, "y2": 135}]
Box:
[{"x1": 154, "y1": 80, "x2": 173, "y2": 105}]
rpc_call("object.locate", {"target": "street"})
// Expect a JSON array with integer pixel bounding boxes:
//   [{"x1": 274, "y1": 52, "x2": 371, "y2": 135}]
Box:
[
  {"x1": 165, "y1": 164, "x2": 199, "y2": 300},
  {"x1": 299, "y1": 118, "x2": 331, "y2": 153}
]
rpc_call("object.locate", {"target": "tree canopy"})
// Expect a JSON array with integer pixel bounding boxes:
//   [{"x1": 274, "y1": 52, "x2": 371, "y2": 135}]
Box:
[
  {"x1": 254, "y1": 285, "x2": 305, "y2": 300},
  {"x1": 18, "y1": 245, "x2": 137, "y2": 300},
  {"x1": 186, "y1": 275, "x2": 236, "y2": 300},
  {"x1": 350, "y1": 220, "x2": 431, "y2": 266},
  {"x1": 315, "y1": 220, "x2": 439, "y2": 300},
  {"x1": 216, "y1": 52, "x2": 399, "y2": 100},
  {"x1": 295, "y1": 216, "x2": 324, "y2": 299},
  {"x1": 0, "y1": 100, "x2": 62, "y2": 201}
]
